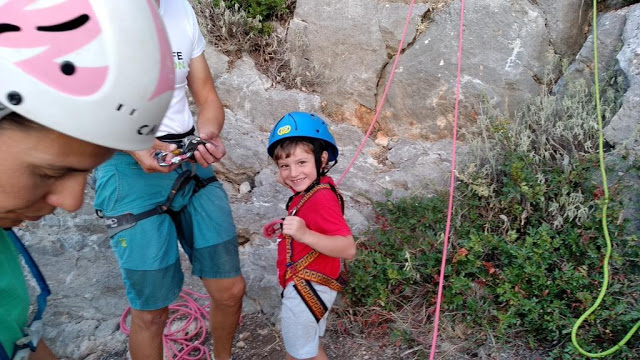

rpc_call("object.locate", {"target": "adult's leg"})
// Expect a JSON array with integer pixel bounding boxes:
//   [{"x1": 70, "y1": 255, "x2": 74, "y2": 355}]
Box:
[
  {"x1": 129, "y1": 307, "x2": 169, "y2": 360},
  {"x1": 202, "y1": 276, "x2": 246, "y2": 360},
  {"x1": 178, "y1": 176, "x2": 245, "y2": 360},
  {"x1": 94, "y1": 156, "x2": 187, "y2": 360}
]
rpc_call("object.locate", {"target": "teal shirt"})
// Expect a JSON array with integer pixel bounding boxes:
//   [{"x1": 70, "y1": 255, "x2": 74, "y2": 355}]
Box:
[{"x1": 0, "y1": 229, "x2": 30, "y2": 357}]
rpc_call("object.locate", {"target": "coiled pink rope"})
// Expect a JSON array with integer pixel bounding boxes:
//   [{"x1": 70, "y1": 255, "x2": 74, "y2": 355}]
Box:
[{"x1": 120, "y1": 289, "x2": 211, "y2": 359}]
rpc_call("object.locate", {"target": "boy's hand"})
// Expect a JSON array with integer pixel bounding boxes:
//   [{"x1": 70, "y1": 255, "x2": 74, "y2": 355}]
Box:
[
  {"x1": 282, "y1": 216, "x2": 309, "y2": 242},
  {"x1": 262, "y1": 219, "x2": 283, "y2": 239}
]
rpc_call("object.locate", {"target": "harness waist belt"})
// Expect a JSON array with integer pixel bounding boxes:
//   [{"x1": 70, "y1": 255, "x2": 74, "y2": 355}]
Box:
[{"x1": 97, "y1": 171, "x2": 218, "y2": 238}]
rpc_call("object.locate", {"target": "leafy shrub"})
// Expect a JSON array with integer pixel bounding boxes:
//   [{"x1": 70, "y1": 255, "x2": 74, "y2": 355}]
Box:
[
  {"x1": 344, "y1": 75, "x2": 640, "y2": 358},
  {"x1": 213, "y1": 0, "x2": 289, "y2": 21},
  {"x1": 193, "y1": 0, "x2": 323, "y2": 91}
]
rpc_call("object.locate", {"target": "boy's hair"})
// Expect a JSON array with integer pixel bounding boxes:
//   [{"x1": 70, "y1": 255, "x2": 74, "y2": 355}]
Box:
[{"x1": 272, "y1": 139, "x2": 315, "y2": 161}]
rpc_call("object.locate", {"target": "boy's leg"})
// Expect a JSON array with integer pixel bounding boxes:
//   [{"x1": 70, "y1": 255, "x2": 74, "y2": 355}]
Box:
[
  {"x1": 280, "y1": 283, "x2": 338, "y2": 360},
  {"x1": 202, "y1": 276, "x2": 245, "y2": 360},
  {"x1": 316, "y1": 345, "x2": 329, "y2": 360}
]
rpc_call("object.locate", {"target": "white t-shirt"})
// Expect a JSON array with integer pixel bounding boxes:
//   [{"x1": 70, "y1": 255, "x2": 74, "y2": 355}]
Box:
[{"x1": 156, "y1": 0, "x2": 206, "y2": 136}]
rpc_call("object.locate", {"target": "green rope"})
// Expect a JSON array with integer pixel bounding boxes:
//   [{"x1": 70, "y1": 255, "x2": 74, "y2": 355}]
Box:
[{"x1": 570, "y1": 0, "x2": 640, "y2": 357}]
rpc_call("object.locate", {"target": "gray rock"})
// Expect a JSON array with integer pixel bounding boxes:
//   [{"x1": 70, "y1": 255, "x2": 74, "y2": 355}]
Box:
[
  {"x1": 537, "y1": 0, "x2": 590, "y2": 57},
  {"x1": 205, "y1": 46, "x2": 230, "y2": 79},
  {"x1": 239, "y1": 181, "x2": 252, "y2": 194},
  {"x1": 377, "y1": 3, "x2": 430, "y2": 51},
  {"x1": 216, "y1": 110, "x2": 271, "y2": 185},
  {"x1": 287, "y1": 0, "x2": 389, "y2": 111},
  {"x1": 555, "y1": 8, "x2": 629, "y2": 95},
  {"x1": 215, "y1": 56, "x2": 322, "y2": 132},
  {"x1": 605, "y1": 4, "x2": 640, "y2": 147},
  {"x1": 380, "y1": 0, "x2": 552, "y2": 140}
]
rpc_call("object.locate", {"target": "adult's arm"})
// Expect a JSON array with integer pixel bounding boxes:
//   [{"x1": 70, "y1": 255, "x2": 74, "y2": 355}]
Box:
[{"x1": 187, "y1": 53, "x2": 227, "y2": 168}]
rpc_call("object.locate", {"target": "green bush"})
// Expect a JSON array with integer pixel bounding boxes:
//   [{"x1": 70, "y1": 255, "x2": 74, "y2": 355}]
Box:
[
  {"x1": 344, "y1": 76, "x2": 640, "y2": 358},
  {"x1": 213, "y1": 0, "x2": 288, "y2": 21}
]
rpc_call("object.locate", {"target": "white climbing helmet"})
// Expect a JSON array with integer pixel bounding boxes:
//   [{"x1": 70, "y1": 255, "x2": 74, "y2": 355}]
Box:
[{"x1": 0, "y1": 0, "x2": 175, "y2": 150}]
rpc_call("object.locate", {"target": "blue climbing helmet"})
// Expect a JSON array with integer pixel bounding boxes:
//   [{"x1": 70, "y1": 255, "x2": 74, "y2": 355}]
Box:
[{"x1": 268, "y1": 112, "x2": 339, "y2": 174}]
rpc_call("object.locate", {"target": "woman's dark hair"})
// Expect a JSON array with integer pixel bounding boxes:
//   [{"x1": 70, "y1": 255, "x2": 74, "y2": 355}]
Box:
[{"x1": 0, "y1": 112, "x2": 45, "y2": 131}]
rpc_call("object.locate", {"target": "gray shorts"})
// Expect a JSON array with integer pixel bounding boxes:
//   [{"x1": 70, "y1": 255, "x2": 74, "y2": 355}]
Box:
[{"x1": 280, "y1": 282, "x2": 338, "y2": 359}]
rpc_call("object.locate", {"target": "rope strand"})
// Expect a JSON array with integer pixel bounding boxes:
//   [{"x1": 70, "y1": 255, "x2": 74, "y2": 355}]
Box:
[
  {"x1": 570, "y1": 0, "x2": 640, "y2": 356},
  {"x1": 428, "y1": 0, "x2": 465, "y2": 358}
]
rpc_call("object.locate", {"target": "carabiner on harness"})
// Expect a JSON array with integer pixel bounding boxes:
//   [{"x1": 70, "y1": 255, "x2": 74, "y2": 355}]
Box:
[
  {"x1": 0, "y1": 230, "x2": 50, "y2": 360},
  {"x1": 155, "y1": 135, "x2": 210, "y2": 167}
]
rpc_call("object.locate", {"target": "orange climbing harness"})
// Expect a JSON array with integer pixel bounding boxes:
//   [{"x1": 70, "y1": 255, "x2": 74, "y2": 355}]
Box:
[{"x1": 283, "y1": 183, "x2": 348, "y2": 322}]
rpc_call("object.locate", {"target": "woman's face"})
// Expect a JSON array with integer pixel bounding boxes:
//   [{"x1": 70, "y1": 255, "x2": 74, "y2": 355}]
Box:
[{"x1": 0, "y1": 125, "x2": 113, "y2": 228}]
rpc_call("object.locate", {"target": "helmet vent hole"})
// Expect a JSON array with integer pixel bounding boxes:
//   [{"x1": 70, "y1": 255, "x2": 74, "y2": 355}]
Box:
[
  {"x1": 60, "y1": 61, "x2": 76, "y2": 76},
  {"x1": 7, "y1": 91, "x2": 22, "y2": 106},
  {"x1": 129, "y1": 109, "x2": 136, "y2": 116},
  {"x1": 116, "y1": 104, "x2": 123, "y2": 111}
]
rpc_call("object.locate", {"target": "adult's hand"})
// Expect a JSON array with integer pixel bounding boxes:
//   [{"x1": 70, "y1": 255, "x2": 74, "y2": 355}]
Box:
[
  {"x1": 128, "y1": 139, "x2": 179, "y2": 173},
  {"x1": 192, "y1": 132, "x2": 226, "y2": 168}
]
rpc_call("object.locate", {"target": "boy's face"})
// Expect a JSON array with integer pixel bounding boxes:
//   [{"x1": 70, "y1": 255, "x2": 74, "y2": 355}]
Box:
[
  {"x1": 0, "y1": 126, "x2": 113, "y2": 228},
  {"x1": 276, "y1": 145, "x2": 327, "y2": 193}
]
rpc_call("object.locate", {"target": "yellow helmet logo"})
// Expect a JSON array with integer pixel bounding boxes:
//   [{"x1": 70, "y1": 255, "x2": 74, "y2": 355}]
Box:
[{"x1": 277, "y1": 125, "x2": 291, "y2": 136}]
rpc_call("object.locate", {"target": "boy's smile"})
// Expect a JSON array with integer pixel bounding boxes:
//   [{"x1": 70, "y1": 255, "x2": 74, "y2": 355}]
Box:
[{"x1": 277, "y1": 146, "x2": 319, "y2": 193}]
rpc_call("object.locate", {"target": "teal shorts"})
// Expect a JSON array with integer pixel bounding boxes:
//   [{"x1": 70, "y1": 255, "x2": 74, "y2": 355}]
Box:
[{"x1": 94, "y1": 152, "x2": 241, "y2": 311}]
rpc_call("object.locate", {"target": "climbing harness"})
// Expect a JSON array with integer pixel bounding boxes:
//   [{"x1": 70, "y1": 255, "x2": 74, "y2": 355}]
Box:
[
  {"x1": 282, "y1": 182, "x2": 348, "y2": 322},
  {"x1": 156, "y1": 135, "x2": 211, "y2": 167},
  {"x1": 0, "y1": 230, "x2": 51, "y2": 360},
  {"x1": 569, "y1": 0, "x2": 640, "y2": 357},
  {"x1": 97, "y1": 166, "x2": 218, "y2": 238}
]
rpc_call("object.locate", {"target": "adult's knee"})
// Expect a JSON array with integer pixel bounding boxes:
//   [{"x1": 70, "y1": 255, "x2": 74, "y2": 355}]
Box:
[
  {"x1": 131, "y1": 308, "x2": 169, "y2": 332},
  {"x1": 208, "y1": 276, "x2": 246, "y2": 306}
]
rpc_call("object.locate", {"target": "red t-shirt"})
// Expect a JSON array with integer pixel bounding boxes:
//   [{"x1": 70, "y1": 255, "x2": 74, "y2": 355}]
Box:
[{"x1": 276, "y1": 176, "x2": 352, "y2": 288}]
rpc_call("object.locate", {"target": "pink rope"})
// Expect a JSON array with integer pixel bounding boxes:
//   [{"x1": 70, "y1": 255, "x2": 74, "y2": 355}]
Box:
[
  {"x1": 120, "y1": 289, "x2": 211, "y2": 359},
  {"x1": 429, "y1": 1, "x2": 465, "y2": 359},
  {"x1": 336, "y1": 0, "x2": 416, "y2": 186}
]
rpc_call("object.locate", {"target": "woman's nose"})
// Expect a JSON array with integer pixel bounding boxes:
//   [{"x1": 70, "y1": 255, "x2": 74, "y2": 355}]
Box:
[{"x1": 45, "y1": 173, "x2": 88, "y2": 212}]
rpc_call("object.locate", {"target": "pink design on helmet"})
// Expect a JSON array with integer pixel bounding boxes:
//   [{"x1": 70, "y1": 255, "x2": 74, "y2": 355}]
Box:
[{"x1": 0, "y1": 0, "x2": 107, "y2": 96}]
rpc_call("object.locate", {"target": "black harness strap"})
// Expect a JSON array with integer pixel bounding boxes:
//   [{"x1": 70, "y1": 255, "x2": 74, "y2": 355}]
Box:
[{"x1": 97, "y1": 170, "x2": 218, "y2": 238}]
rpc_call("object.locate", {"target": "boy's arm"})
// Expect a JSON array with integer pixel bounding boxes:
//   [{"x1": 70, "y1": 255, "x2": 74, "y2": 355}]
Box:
[{"x1": 282, "y1": 216, "x2": 356, "y2": 260}]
